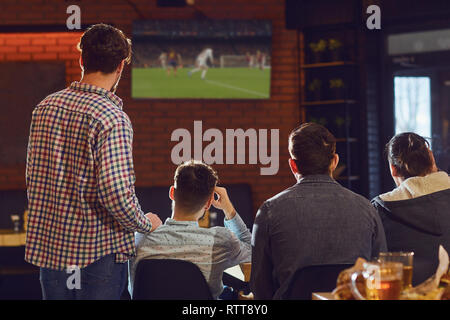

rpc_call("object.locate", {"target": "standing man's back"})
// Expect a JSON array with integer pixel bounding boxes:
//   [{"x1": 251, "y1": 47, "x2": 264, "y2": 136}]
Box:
[
  {"x1": 26, "y1": 24, "x2": 161, "y2": 300},
  {"x1": 250, "y1": 123, "x2": 386, "y2": 299}
]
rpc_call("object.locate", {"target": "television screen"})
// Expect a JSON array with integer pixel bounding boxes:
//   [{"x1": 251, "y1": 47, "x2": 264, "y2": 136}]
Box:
[{"x1": 131, "y1": 19, "x2": 272, "y2": 99}]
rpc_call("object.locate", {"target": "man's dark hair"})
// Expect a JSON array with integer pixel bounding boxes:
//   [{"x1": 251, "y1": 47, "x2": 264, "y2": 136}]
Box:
[
  {"x1": 288, "y1": 122, "x2": 337, "y2": 176},
  {"x1": 173, "y1": 160, "x2": 219, "y2": 214},
  {"x1": 385, "y1": 132, "x2": 434, "y2": 179},
  {"x1": 77, "y1": 23, "x2": 132, "y2": 74}
]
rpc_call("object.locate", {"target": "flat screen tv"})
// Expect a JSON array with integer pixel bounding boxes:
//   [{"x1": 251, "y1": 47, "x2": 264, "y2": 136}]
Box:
[{"x1": 131, "y1": 19, "x2": 272, "y2": 99}]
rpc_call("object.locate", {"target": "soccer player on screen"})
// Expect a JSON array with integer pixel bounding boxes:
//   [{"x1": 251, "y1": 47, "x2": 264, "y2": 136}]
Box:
[
  {"x1": 246, "y1": 52, "x2": 254, "y2": 69},
  {"x1": 167, "y1": 49, "x2": 182, "y2": 77},
  {"x1": 256, "y1": 50, "x2": 266, "y2": 71},
  {"x1": 158, "y1": 52, "x2": 167, "y2": 69},
  {"x1": 188, "y1": 48, "x2": 214, "y2": 80}
]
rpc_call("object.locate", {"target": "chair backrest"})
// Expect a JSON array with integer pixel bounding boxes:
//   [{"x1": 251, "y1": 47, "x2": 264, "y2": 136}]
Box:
[
  {"x1": 132, "y1": 259, "x2": 213, "y2": 300},
  {"x1": 283, "y1": 263, "x2": 353, "y2": 300}
]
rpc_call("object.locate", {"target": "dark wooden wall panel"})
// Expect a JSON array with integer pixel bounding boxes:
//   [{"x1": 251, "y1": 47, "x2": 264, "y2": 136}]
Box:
[{"x1": 0, "y1": 62, "x2": 65, "y2": 165}]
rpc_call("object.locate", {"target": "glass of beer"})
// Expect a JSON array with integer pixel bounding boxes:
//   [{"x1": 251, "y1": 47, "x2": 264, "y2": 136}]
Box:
[
  {"x1": 350, "y1": 261, "x2": 404, "y2": 300},
  {"x1": 378, "y1": 252, "x2": 414, "y2": 289}
]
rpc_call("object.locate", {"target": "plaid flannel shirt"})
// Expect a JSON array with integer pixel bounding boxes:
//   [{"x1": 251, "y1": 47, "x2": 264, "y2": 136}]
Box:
[{"x1": 25, "y1": 81, "x2": 152, "y2": 270}]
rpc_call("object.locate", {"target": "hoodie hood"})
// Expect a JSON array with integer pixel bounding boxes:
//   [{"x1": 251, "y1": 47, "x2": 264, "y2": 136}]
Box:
[
  {"x1": 373, "y1": 171, "x2": 450, "y2": 236},
  {"x1": 379, "y1": 171, "x2": 450, "y2": 202}
]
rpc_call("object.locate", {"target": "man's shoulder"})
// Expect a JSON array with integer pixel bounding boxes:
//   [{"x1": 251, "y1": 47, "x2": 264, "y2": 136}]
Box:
[
  {"x1": 259, "y1": 181, "x2": 374, "y2": 216},
  {"x1": 36, "y1": 87, "x2": 69, "y2": 107},
  {"x1": 208, "y1": 226, "x2": 242, "y2": 251},
  {"x1": 260, "y1": 183, "x2": 303, "y2": 209},
  {"x1": 254, "y1": 185, "x2": 299, "y2": 222},
  {"x1": 338, "y1": 185, "x2": 372, "y2": 203},
  {"x1": 137, "y1": 223, "x2": 216, "y2": 242},
  {"x1": 135, "y1": 224, "x2": 173, "y2": 246},
  {"x1": 36, "y1": 86, "x2": 130, "y2": 128},
  {"x1": 210, "y1": 225, "x2": 236, "y2": 238},
  {"x1": 156, "y1": 224, "x2": 234, "y2": 245},
  {"x1": 321, "y1": 182, "x2": 375, "y2": 214}
]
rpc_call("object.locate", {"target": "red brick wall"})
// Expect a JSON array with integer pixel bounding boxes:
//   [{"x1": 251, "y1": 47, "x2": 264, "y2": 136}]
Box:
[
  {"x1": 0, "y1": 0, "x2": 301, "y2": 214},
  {"x1": 0, "y1": 32, "x2": 82, "y2": 190},
  {"x1": 0, "y1": 32, "x2": 82, "y2": 82}
]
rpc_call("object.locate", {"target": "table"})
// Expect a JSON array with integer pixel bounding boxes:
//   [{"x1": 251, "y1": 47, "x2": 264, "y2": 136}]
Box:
[
  {"x1": 312, "y1": 292, "x2": 335, "y2": 300},
  {"x1": 0, "y1": 229, "x2": 26, "y2": 247}
]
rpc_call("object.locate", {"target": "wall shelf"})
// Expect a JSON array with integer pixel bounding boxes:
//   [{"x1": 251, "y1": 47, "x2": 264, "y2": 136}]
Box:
[
  {"x1": 301, "y1": 61, "x2": 356, "y2": 69},
  {"x1": 302, "y1": 99, "x2": 356, "y2": 106},
  {"x1": 336, "y1": 138, "x2": 358, "y2": 143},
  {"x1": 299, "y1": 27, "x2": 362, "y2": 193},
  {"x1": 336, "y1": 176, "x2": 360, "y2": 181}
]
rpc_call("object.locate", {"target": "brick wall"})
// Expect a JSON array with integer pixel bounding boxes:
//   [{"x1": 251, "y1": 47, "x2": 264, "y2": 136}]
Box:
[
  {"x1": 0, "y1": 32, "x2": 82, "y2": 190},
  {"x1": 0, "y1": 32, "x2": 82, "y2": 83},
  {"x1": 0, "y1": 0, "x2": 301, "y2": 215}
]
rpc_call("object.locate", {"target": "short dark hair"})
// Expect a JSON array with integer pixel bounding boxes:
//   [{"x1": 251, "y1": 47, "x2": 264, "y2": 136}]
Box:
[
  {"x1": 289, "y1": 123, "x2": 337, "y2": 176},
  {"x1": 173, "y1": 160, "x2": 219, "y2": 214},
  {"x1": 385, "y1": 132, "x2": 434, "y2": 179},
  {"x1": 77, "y1": 24, "x2": 132, "y2": 74}
]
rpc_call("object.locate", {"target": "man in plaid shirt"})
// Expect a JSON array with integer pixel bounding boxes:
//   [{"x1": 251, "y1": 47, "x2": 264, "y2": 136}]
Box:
[{"x1": 25, "y1": 24, "x2": 162, "y2": 299}]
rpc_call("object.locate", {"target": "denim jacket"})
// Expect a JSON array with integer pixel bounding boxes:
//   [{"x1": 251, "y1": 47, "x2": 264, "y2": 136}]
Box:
[{"x1": 250, "y1": 175, "x2": 387, "y2": 299}]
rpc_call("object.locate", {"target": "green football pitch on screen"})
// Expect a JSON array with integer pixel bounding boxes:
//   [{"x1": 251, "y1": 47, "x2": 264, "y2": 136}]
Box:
[{"x1": 131, "y1": 67, "x2": 271, "y2": 99}]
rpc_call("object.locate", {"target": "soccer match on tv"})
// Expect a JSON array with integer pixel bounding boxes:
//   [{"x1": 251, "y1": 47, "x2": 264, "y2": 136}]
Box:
[{"x1": 132, "y1": 19, "x2": 272, "y2": 99}]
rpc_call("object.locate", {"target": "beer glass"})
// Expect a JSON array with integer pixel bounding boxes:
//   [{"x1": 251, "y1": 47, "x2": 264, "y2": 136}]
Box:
[
  {"x1": 350, "y1": 261, "x2": 404, "y2": 300},
  {"x1": 378, "y1": 252, "x2": 414, "y2": 289}
]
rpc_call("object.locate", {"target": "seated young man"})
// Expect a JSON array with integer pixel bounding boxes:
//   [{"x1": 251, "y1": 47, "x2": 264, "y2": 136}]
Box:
[
  {"x1": 129, "y1": 160, "x2": 251, "y2": 299},
  {"x1": 250, "y1": 123, "x2": 387, "y2": 299}
]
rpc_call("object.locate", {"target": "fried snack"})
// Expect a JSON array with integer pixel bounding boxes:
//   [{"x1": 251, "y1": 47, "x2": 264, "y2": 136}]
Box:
[
  {"x1": 332, "y1": 258, "x2": 367, "y2": 300},
  {"x1": 439, "y1": 273, "x2": 450, "y2": 300},
  {"x1": 441, "y1": 285, "x2": 450, "y2": 300},
  {"x1": 400, "y1": 288, "x2": 444, "y2": 300},
  {"x1": 440, "y1": 273, "x2": 450, "y2": 287},
  {"x1": 332, "y1": 247, "x2": 450, "y2": 300},
  {"x1": 401, "y1": 246, "x2": 449, "y2": 300}
]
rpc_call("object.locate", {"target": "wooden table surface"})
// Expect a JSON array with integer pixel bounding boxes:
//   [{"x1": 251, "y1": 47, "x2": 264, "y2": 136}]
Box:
[
  {"x1": 312, "y1": 292, "x2": 335, "y2": 300},
  {"x1": 0, "y1": 229, "x2": 26, "y2": 247}
]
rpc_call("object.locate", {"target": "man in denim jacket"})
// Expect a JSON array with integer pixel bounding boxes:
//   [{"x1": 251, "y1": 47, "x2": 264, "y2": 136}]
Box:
[{"x1": 250, "y1": 123, "x2": 387, "y2": 299}]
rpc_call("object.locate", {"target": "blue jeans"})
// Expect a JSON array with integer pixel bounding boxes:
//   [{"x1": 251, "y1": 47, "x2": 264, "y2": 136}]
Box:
[{"x1": 40, "y1": 254, "x2": 127, "y2": 300}]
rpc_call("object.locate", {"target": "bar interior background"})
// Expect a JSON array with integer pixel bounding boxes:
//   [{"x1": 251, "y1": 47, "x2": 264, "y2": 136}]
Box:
[{"x1": 0, "y1": 0, "x2": 449, "y2": 299}]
